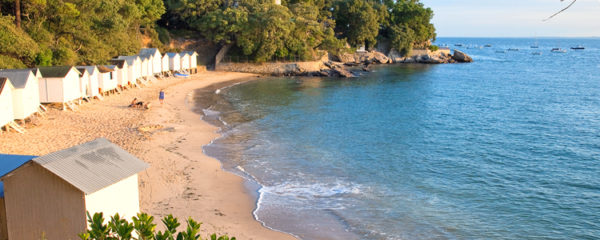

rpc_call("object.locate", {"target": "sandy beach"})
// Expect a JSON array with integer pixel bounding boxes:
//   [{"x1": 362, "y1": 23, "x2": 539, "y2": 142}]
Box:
[{"x1": 0, "y1": 71, "x2": 296, "y2": 239}]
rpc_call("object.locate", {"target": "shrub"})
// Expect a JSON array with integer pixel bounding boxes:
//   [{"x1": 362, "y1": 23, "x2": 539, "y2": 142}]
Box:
[
  {"x1": 428, "y1": 45, "x2": 439, "y2": 52},
  {"x1": 80, "y1": 212, "x2": 236, "y2": 240}
]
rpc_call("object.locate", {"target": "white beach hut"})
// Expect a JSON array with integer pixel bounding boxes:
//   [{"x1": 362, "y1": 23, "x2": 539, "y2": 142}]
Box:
[
  {"x1": 37, "y1": 66, "x2": 82, "y2": 105},
  {"x1": 161, "y1": 54, "x2": 170, "y2": 74},
  {"x1": 75, "y1": 68, "x2": 89, "y2": 100},
  {"x1": 167, "y1": 53, "x2": 181, "y2": 72},
  {"x1": 180, "y1": 52, "x2": 190, "y2": 72},
  {"x1": 139, "y1": 48, "x2": 162, "y2": 75},
  {"x1": 0, "y1": 69, "x2": 41, "y2": 120},
  {"x1": 0, "y1": 78, "x2": 15, "y2": 128},
  {"x1": 97, "y1": 65, "x2": 117, "y2": 94},
  {"x1": 182, "y1": 51, "x2": 199, "y2": 73},
  {"x1": 109, "y1": 59, "x2": 129, "y2": 88},
  {"x1": 0, "y1": 138, "x2": 148, "y2": 240},
  {"x1": 117, "y1": 56, "x2": 142, "y2": 84},
  {"x1": 76, "y1": 66, "x2": 101, "y2": 99},
  {"x1": 139, "y1": 56, "x2": 150, "y2": 78}
]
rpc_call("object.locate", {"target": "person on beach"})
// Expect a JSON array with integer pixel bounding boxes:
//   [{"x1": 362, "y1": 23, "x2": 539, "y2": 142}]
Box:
[
  {"x1": 129, "y1": 98, "x2": 149, "y2": 109},
  {"x1": 159, "y1": 89, "x2": 165, "y2": 105},
  {"x1": 129, "y1": 98, "x2": 139, "y2": 108}
]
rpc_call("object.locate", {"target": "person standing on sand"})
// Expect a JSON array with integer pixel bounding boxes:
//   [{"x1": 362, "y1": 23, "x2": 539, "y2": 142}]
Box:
[{"x1": 159, "y1": 89, "x2": 165, "y2": 105}]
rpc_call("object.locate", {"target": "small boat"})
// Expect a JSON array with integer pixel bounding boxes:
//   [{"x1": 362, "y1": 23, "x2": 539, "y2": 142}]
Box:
[
  {"x1": 507, "y1": 48, "x2": 519, "y2": 51},
  {"x1": 551, "y1": 48, "x2": 567, "y2": 53},
  {"x1": 570, "y1": 45, "x2": 585, "y2": 50},
  {"x1": 531, "y1": 36, "x2": 539, "y2": 48},
  {"x1": 496, "y1": 50, "x2": 506, "y2": 53},
  {"x1": 484, "y1": 44, "x2": 492, "y2": 47},
  {"x1": 454, "y1": 43, "x2": 463, "y2": 47},
  {"x1": 174, "y1": 73, "x2": 190, "y2": 78},
  {"x1": 532, "y1": 52, "x2": 542, "y2": 55}
]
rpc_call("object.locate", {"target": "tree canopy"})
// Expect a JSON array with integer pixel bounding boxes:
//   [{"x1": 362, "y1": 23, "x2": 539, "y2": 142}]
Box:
[
  {"x1": 0, "y1": 0, "x2": 438, "y2": 67},
  {"x1": 0, "y1": 0, "x2": 165, "y2": 67}
]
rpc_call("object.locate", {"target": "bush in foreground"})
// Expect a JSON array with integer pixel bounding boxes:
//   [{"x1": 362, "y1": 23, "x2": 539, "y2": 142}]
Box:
[{"x1": 79, "y1": 212, "x2": 235, "y2": 240}]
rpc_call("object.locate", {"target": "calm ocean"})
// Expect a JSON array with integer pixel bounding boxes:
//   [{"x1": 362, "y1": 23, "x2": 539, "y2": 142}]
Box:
[{"x1": 202, "y1": 38, "x2": 600, "y2": 240}]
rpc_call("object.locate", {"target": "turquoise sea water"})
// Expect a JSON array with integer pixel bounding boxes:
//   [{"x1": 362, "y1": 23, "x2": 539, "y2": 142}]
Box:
[{"x1": 203, "y1": 38, "x2": 600, "y2": 240}]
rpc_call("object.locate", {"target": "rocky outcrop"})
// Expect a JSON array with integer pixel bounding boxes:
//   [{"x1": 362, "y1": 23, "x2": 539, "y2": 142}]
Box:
[
  {"x1": 387, "y1": 48, "x2": 470, "y2": 64},
  {"x1": 451, "y1": 50, "x2": 473, "y2": 63},
  {"x1": 330, "y1": 64, "x2": 355, "y2": 77},
  {"x1": 216, "y1": 48, "x2": 472, "y2": 78}
]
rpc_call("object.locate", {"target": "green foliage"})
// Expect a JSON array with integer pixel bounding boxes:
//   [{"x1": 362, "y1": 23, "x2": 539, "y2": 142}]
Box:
[
  {"x1": 156, "y1": 27, "x2": 172, "y2": 45},
  {"x1": 0, "y1": 15, "x2": 40, "y2": 68},
  {"x1": 35, "y1": 49, "x2": 53, "y2": 66},
  {"x1": 175, "y1": 218, "x2": 202, "y2": 240},
  {"x1": 333, "y1": 0, "x2": 380, "y2": 49},
  {"x1": 83, "y1": 212, "x2": 109, "y2": 240},
  {"x1": 0, "y1": 0, "x2": 436, "y2": 65},
  {"x1": 428, "y1": 45, "x2": 439, "y2": 51},
  {"x1": 384, "y1": 0, "x2": 436, "y2": 54},
  {"x1": 0, "y1": 0, "x2": 165, "y2": 67},
  {"x1": 210, "y1": 234, "x2": 236, "y2": 240},
  {"x1": 109, "y1": 213, "x2": 135, "y2": 240},
  {"x1": 0, "y1": 55, "x2": 27, "y2": 69},
  {"x1": 132, "y1": 213, "x2": 156, "y2": 240},
  {"x1": 81, "y1": 213, "x2": 234, "y2": 240}
]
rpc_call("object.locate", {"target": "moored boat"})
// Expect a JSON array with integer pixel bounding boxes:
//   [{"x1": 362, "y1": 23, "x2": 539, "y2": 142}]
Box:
[
  {"x1": 570, "y1": 45, "x2": 585, "y2": 50},
  {"x1": 551, "y1": 48, "x2": 567, "y2": 53}
]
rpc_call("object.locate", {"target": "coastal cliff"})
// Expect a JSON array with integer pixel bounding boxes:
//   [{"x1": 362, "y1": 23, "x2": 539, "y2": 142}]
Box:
[{"x1": 216, "y1": 49, "x2": 473, "y2": 77}]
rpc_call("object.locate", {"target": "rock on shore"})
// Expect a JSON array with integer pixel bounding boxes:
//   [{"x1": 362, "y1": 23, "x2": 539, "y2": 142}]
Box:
[
  {"x1": 451, "y1": 50, "x2": 473, "y2": 63},
  {"x1": 215, "y1": 49, "x2": 473, "y2": 78}
]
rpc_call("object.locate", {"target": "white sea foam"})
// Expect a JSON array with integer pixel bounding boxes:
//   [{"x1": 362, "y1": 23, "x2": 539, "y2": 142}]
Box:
[{"x1": 259, "y1": 180, "x2": 363, "y2": 199}]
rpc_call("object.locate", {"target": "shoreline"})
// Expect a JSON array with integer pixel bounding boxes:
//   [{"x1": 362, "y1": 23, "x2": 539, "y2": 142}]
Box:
[{"x1": 0, "y1": 71, "x2": 297, "y2": 239}]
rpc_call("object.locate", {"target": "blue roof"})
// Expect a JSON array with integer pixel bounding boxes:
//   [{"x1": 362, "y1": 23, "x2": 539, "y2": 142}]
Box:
[{"x1": 0, "y1": 154, "x2": 36, "y2": 197}]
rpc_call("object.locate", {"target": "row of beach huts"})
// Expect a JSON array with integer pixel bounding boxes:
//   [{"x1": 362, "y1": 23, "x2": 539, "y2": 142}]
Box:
[{"x1": 0, "y1": 48, "x2": 199, "y2": 133}]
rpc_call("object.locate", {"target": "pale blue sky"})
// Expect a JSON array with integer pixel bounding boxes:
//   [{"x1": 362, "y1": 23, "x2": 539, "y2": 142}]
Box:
[{"x1": 421, "y1": 0, "x2": 600, "y2": 37}]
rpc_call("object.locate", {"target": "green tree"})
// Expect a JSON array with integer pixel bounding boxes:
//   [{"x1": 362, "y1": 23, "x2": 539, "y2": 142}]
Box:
[
  {"x1": 383, "y1": 0, "x2": 435, "y2": 55},
  {"x1": 235, "y1": 3, "x2": 294, "y2": 62},
  {"x1": 333, "y1": 0, "x2": 379, "y2": 48},
  {"x1": 0, "y1": 15, "x2": 39, "y2": 68}
]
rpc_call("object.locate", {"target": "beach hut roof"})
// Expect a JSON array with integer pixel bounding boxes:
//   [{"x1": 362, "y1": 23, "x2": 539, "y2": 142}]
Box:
[
  {"x1": 166, "y1": 52, "x2": 179, "y2": 58},
  {"x1": 0, "y1": 77, "x2": 8, "y2": 94},
  {"x1": 117, "y1": 56, "x2": 140, "y2": 65},
  {"x1": 1, "y1": 138, "x2": 149, "y2": 195},
  {"x1": 104, "y1": 65, "x2": 117, "y2": 71},
  {"x1": 139, "y1": 48, "x2": 160, "y2": 57},
  {"x1": 181, "y1": 51, "x2": 198, "y2": 56},
  {"x1": 38, "y1": 66, "x2": 80, "y2": 78},
  {"x1": 0, "y1": 154, "x2": 37, "y2": 197},
  {"x1": 0, "y1": 69, "x2": 35, "y2": 88},
  {"x1": 109, "y1": 59, "x2": 127, "y2": 68},
  {"x1": 76, "y1": 66, "x2": 98, "y2": 75},
  {"x1": 180, "y1": 52, "x2": 190, "y2": 57},
  {"x1": 29, "y1": 68, "x2": 43, "y2": 78},
  {"x1": 75, "y1": 67, "x2": 88, "y2": 77},
  {"x1": 97, "y1": 65, "x2": 114, "y2": 73}
]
